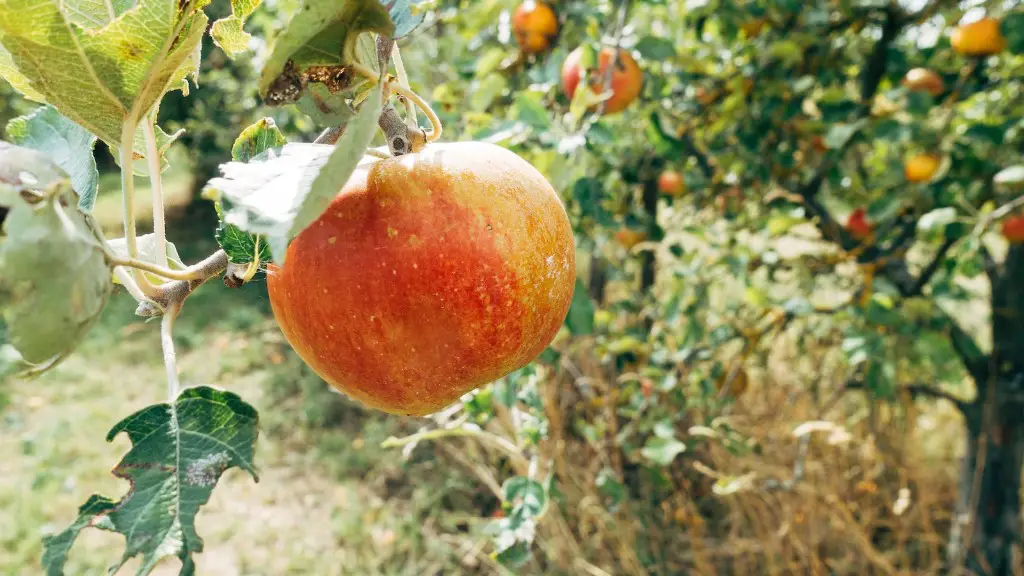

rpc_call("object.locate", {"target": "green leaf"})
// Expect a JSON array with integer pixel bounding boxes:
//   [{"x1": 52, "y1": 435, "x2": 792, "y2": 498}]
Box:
[
  {"x1": 0, "y1": 143, "x2": 112, "y2": 368},
  {"x1": 382, "y1": 0, "x2": 426, "y2": 39},
  {"x1": 231, "y1": 117, "x2": 289, "y2": 162},
  {"x1": 204, "y1": 84, "x2": 384, "y2": 263},
  {"x1": 917, "y1": 207, "x2": 957, "y2": 234},
  {"x1": 0, "y1": 0, "x2": 207, "y2": 166},
  {"x1": 106, "y1": 233, "x2": 185, "y2": 284},
  {"x1": 824, "y1": 120, "x2": 863, "y2": 149},
  {"x1": 5, "y1": 106, "x2": 98, "y2": 211},
  {"x1": 502, "y1": 476, "x2": 547, "y2": 519},
  {"x1": 565, "y1": 278, "x2": 595, "y2": 335},
  {"x1": 211, "y1": 0, "x2": 265, "y2": 58},
  {"x1": 258, "y1": 0, "x2": 392, "y2": 125},
  {"x1": 0, "y1": 42, "x2": 44, "y2": 102},
  {"x1": 641, "y1": 436, "x2": 686, "y2": 466},
  {"x1": 634, "y1": 36, "x2": 676, "y2": 59},
  {"x1": 41, "y1": 386, "x2": 260, "y2": 576}
]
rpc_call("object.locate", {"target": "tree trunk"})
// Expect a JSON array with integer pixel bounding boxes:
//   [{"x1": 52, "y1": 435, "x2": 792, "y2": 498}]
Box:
[
  {"x1": 948, "y1": 244, "x2": 1024, "y2": 574},
  {"x1": 949, "y1": 400, "x2": 1024, "y2": 575}
]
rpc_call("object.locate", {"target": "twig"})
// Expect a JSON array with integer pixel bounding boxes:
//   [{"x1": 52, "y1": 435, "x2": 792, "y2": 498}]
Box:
[
  {"x1": 161, "y1": 301, "x2": 182, "y2": 400},
  {"x1": 142, "y1": 118, "x2": 167, "y2": 269},
  {"x1": 909, "y1": 236, "x2": 957, "y2": 295},
  {"x1": 391, "y1": 43, "x2": 418, "y2": 130},
  {"x1": 381, "y1": 425, "x2": 529, "y2": 472},
  {"x1": 845, "y1": 380, "x2": 969, "y2": 413},
  {"x1": 134, "y1": 250, "x2": 229, "y2": 317},
  {"x1": 106, "y1": 254, "x2": 212, "y2": 282}
]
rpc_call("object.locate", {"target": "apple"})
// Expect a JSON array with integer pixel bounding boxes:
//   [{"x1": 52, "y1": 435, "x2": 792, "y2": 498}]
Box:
[
  {"x1": 902, "y1": 68, "x2": 944, "y2": 96},
  {"x1": 1002, "y1": 216, "x2": 1024, "y2": 244},
  {"x1": 561, "y1": 46, "x2": 643, "y2": 115},
  {"x1": 904, "y1": 153, "x2": 941, "y2": 183},
  {"x1": 266, "y1": 142, "x2": 576, "y2": 416},
  {"x1": 951, "y1": 17, "x2": 1006, "y2": 56},
  {"x1": 658, "y1": 170, "x2": 685, "y2": 197},
  {"x1": 847, "y1": 207, "x2": 872, "y2": 240},
  {"x1": 512, "y1": 1, "x2": 558, "y2": 55},
  {"x1": 614, "y1": 228, "x2": 648, "y2": 250}
]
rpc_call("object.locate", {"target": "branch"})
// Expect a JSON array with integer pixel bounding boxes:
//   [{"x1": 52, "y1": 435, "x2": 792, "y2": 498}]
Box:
[
  {"x1": 135, "y1": 250, "x2": 229, "y2": 317},
  {"x1": 908, "y1": 235, "x2": 956, "y2": 295},
  {"x1": 845, "y1": 380, "x2": 969, "y2": 413}
]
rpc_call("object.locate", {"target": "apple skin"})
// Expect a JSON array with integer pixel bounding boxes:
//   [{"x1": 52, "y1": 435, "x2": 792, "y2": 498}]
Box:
[
  {"x1": 951, "y1": 17, "x2": 1006, "y2": 56},
  {"x1": 512, "y1": 1, "x2": 558, "y2": 54},
  {"x1": 904, "y1": 153, "x2": 941, "y2": 183},
  {"x1": 847, "y1": 208, "x2": 872, "y2": 240},
  {"x1": 658, "y1": 170, "x2": 685, "y2": 197},
  {"x1": 266, "y1": 142, "x2": 576, "y2": 416},
  {"x1": 561, "y1": 46, "x2": 643, "y2": 115},
  {"x1": 1003, "y1": 216, "x2": 1024, "y2": 244},
  {"x1": 902, "y1": 68, "x2": 944, "y2": 96}
]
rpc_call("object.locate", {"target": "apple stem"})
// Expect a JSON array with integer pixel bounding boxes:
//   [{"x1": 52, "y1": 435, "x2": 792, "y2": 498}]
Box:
[
  {"x1": 142, "y1": 116, "x2": 168, "y2": 269},
  {"x1": 391, "y1": 43, "x2": 419, "y2": 131},
  {"x1": 388, "y1": 83, "x2": 442, "y2": 143}
]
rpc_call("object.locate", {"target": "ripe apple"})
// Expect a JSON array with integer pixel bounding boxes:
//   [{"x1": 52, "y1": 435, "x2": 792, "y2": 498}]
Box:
[
  {"x1": 614, "y1": 228, "x2": 648, "y2": 250},
  {"x1": 847, "y1": 207, "x2": 872, "y2": 240},
  {"x1": 904, "y1": 153, "x2": 941, "y2": 183},
  {"x1": 658, "y1": 170, "x2": 685, "y2": 197},
  {"x1": 561, "y1": 46, "x2": 643, "y2": 115},
  {"x1": 512, "y1": 1, "x2": 558, "y2": 55},
  {"x1": 266, "y1": 142, "x2": 576, "y2": 416},
  {"x1": 1002, "y1": 216, "x2": 1024, "y2": 244},
  {"x1": 951, "y1": 17, "x2": 1007, "y2": 56},
  {"x1": 902, "y1": 67, "x2": 944, "y2": 96}
]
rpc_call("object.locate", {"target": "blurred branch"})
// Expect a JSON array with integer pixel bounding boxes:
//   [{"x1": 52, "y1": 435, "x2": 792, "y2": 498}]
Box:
[
  {"x1": 908, "y1": 236, "x2": 957, "y2": 295},
  {"x1": 845, "y1": 380, "x2": 969, "y2": 413},
  {"x1": 858, "y1": 4, "x2": 903, "y2": 104}
]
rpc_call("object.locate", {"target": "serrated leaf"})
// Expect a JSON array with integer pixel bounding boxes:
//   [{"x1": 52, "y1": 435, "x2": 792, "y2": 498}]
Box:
[
  {"x1": 0, "y1": 0, "x2": 206, "y2": 173},
  {"x1": 258, "y1": 0, "x2": 392, "y2": 125},
  {"x1": 641, "y1": 436, "x2": 686, "y2": 466},
  {"x1": 6, "y1": 105, "x2": 98, "y2": 211},
  {"x1": 204, "y1": 84, "x2": 383, "y2": 263},
  {"x1": 211, "y1": 0, "x2": 264, "y2": 58},
  {"x1": 381, "y1": 0, "x2": 426, "y2": 39},
  {"x1": 41, "y1": 386, "x2": 260, "y2": 576}
]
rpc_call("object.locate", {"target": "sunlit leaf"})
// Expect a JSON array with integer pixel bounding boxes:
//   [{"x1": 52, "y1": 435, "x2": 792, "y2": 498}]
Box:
[
  {"x1": 5, "y1": 105, "x2": 98, "y2": 211},
  {"x1": 212, "y1": 0, "x2": 265, "y2": 58}
]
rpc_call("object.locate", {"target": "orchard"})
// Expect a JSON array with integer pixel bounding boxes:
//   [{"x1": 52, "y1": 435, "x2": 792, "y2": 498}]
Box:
[{"x1": 0, "y1": 1, "x2": 1022, "y2": 575}]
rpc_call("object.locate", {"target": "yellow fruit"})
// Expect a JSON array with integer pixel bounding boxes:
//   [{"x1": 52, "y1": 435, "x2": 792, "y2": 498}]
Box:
[
  {"x1": 951, "y1": 17, "x2": 1006, "y2": 56},
  {"x1": 512, "y1": 1, "x2": 559, "y2": 54},
  {"x1": 904, "y1": 153, "x2": 941, "y2": 183}
]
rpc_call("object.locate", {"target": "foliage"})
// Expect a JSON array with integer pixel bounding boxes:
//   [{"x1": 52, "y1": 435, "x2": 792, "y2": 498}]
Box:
[{"x1": 0, "y1": 0, "x2": 1022, "y2": 574}]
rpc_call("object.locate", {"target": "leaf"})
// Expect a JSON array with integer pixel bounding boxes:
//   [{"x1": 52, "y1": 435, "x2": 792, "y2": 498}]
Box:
[
  {"x1": 0, "y1": 0, "x2": 207, "y2": 167},
  {"x1": 641, "y1": 436, "x2": 686, "y2": 466},
  {"x1": 230, "y1": 117, "x2": 289, "y2": 163},
  {"x1": 634, "y1": 36, "x2": 676, "y2": 59},
  {"x1": 565, "y1": 278, "x2": 595, "y2": 335},
  {"x1": 0, "y1": 42, "x2": 44, "y2": 102},
  {"x1": 41, "y1": 386, "x2": 260, "y2": 576},
  {"x1": 0, "y1": 143, "x2": 112, "y2": 367},
  {"x1": 258, "y1": 0, "x2": 392, "y2": 125},
  {"x1": 824, "y1": 120, "x2": 863, "y2": 149},
  {"x1": 5, "y1": 106, "x2": 98, "y2": 211},
  {"x1": 211, "y1": 0, "x2": 265, "y2": 58},
  {"x1": 381, "y1": 0, "x2": 426, "y2": 39},
  {"x1": 502, "y1": 476, "x2": 547, "y2": 519},
  {"x1": 917, "y1": 207, "x2": 957, "y2": 234},
  {"x1": 994, "y1": 165, "x2": 1024, "y2": 188},
  {"x1": 203, "y1": 84, "x2": 384, "y2": 263}
]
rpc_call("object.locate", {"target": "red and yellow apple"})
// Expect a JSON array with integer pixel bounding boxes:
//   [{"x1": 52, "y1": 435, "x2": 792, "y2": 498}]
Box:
[
  {"x1": 904, "y1": 153, "x2": 941, "y2": 183},
  {"x1": 614, "y1": 228, "x2": 648, "y2": 250},
  {"x1": 266, "y1": 141, "x2": 576, "y2": 416},
  {"x1": 847, "y1": 207, "x2": 872, "y2": 240},
  {"x1": 951, "y1": 17, "x2": 1006, "y2": 56},
  {"x1": 1002, "y1": 216, "x2": 1024, "y2": 244},
  {"x1": 658, "y1": 170, "x2": 685, "y2": 197},
  {"x1": 561, "y1": 46, "x2": 643, "y2": 115},
  {"x1": 512, "y1": 1, "x2": 559, "y2": 54},
  {"x1": 902, "y1": 67, "x2": 944, "y2": 96}
]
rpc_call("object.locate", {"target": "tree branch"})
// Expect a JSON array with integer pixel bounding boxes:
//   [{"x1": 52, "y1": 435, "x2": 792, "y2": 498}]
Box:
[
  {"x1": 908, "y1": 236, "x2": 957, "y2": 295},
  {"x1": 135, "y1": 250, "x2": 229, "y2": 317},
  {"x1": 845, "y1": 380, "x2": 969, "y2": 413}
]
